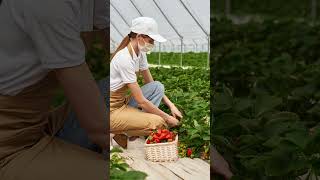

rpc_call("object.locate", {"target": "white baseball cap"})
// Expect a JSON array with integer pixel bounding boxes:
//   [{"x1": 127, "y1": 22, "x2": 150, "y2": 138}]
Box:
[{"x1": 130, "y1": 17, "x2": 167, "y2": 43}]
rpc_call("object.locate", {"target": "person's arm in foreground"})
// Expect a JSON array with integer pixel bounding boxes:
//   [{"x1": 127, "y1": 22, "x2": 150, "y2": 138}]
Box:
[
  {"x1": 141, "y1": 69, "x2": 183, "y2": 119},
  {"x1": 127, "y1": 82, "x2": 179, "y2": 127},
  {"x1": 211, "y1": 146, "x2": 233, "y2": 179},
  {"x1": 55, "y1": 62, "x2": 107, "y2": 150}
]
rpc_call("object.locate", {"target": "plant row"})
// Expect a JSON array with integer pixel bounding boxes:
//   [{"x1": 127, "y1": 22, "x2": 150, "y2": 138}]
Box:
[{"x1": 211, "y1": 18, "x2": 320, "y2": 179}]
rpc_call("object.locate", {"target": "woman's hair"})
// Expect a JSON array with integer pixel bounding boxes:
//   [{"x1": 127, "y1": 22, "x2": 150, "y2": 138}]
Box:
[{"x1": 110, "y1": 31, "x2": 137, "y2": 60}]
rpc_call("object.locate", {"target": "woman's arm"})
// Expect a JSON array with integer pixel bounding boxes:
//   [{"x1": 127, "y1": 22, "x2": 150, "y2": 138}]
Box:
[
  {"x1": 127, "y1": 82, "x2": 179, "y2": 127},
  {"x1": 141, "y1": 69, "x2": 153, "y2": 84},
  {"x1": 54, "y1": 62, "x2": 107, "y2": 150},
  {"x1": 141, "y1": 69, "x2": 183, "y2": 119}
]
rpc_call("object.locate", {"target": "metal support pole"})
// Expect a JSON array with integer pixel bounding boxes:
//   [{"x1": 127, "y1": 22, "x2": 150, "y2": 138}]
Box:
[
  {"x1": 192, "y1": 39, "x2": 198, "y2": 52},
  {"x1": 178, "y1": 0, "x2": 209, "y2": 37},
  {"x1": 111, "y1": 3, "x2": 130, "y2": 27},
  {"x1": 158, "y1": 42, "x2": 161, "y2": 65},
  {"x1": 153, "y1": 0, "x2": 183, "y2": 40},
  {"x1": 129, "y1": 0, "x2": 143, "y2": 16},
  {"x1": 153, "y1": 0, "x2": 183, "y2": 66},
  {"x1": 180, "y1": 38, "x2": 183, "y2": 67},
  {"x1": 110, "y1": 21, "x2": 124, "y2": 38}
]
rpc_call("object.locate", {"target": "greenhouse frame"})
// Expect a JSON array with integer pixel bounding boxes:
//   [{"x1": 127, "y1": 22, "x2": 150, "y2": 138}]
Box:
[{"x1": 110, "y1": 0, "x2": 210, "y2": 67}]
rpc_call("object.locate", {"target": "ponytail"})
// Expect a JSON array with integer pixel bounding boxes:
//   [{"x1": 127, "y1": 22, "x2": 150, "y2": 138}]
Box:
[{"x1": 110, "y1": 32, "x2": 137, "y2": 61}]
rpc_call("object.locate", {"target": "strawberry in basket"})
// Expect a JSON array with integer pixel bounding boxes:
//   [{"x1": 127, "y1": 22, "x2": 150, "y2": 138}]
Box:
[
  {"x1": 144, "y1": 129, "x2": 179, "y2": 162},
  {"x1": 146, "y1": 129, "x2": 176, "y2": 144}
]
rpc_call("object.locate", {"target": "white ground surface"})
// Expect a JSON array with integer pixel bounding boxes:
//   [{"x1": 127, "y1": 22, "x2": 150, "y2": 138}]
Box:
[{"x1": 118, "y1": 138, "x2": 210, "y2": 180}]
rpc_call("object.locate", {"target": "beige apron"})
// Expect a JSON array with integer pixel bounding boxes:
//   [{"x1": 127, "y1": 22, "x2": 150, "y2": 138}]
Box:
[
  {"x1": 0, "y1": 72, "x2": 107, "y2": 180},
  {"x1": 110, "y1": 85, "x2": 166, "y2": 136}
]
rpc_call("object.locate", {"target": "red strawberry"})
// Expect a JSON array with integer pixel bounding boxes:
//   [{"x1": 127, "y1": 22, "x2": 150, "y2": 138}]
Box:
[
  {"x1": 157, "y1": 129, "x2": 162, "y2": 135},
  {"x1": 146, "y1": 140, "x2": 150, "y2": 144},
  {"x1": 153, "y1": 134, "x2": 159, "y2": 139},
  {"x1": 187, "y1": 148, "x2": 192, "y2": 157},
  {"x1": 155, "y1": 139, "x2": 160, "y2": 143},
  {"x1": 162, "y1": 129, "x2": 169, "y2": 133},
  {"x1": 159, "y1": 135, "x2": 164, "y2": 140}
]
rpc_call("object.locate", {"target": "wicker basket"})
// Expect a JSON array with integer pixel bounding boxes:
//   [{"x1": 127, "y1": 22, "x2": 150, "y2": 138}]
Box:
[{"x1": 144, "y1": 135, "x2": 178, "y2": 162}]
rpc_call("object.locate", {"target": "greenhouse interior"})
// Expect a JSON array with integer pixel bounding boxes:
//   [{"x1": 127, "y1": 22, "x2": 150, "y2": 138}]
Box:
[
  {"x1": 212, "y1": 0, "x2": 320, "y2": 179},
  {"x1": 110, "y1": 0, "x2": 211, "y2": 179}
]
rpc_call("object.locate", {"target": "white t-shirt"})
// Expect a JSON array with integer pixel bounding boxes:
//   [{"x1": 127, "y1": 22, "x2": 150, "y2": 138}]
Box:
[
  {"x1": 93, "y1": 0, "x2": 109, "y2": 29},
  {"x1": 110, "y1": 45, "x2": 149, "y2": 92},
  {"x1": 81, "y1": 0, "x2": 108, "y2": 31},
  {"x1": 0, "y1": 0, "x2": 107, "y2": 96}
]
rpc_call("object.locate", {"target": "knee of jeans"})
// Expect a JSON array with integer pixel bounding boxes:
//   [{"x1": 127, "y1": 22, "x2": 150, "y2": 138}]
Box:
[{"x1": 153, "y1": 81, "x2": 164, "y2": 95}]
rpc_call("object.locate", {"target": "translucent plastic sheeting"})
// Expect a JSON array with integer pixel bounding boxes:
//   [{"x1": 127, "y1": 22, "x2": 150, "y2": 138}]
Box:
[{"x1": 110, "y1": 0, "x2": 210, "y2": 53}]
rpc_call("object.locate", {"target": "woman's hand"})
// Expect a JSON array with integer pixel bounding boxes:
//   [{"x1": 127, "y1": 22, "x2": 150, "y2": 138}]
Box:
[
  {"x1": 169, "y1": 104, "x2": 183, "y2": 120},
  {"x1": 162, "y1": 95, "x2": 183, "y2": 120},
  {"x1": 164, "y1": 115, "x2": 180, "y2": 127}
]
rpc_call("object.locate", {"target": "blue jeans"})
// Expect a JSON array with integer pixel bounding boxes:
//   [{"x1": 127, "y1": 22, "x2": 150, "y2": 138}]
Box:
[
  {"x1": 55, "y1": 77, "x2": 109, "y2": 153},
  {"x1": 128, "y1": 81, "x2": 164, "y2": 108}
]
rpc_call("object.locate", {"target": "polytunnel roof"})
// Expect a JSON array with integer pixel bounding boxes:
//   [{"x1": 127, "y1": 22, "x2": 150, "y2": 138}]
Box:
[{"x1": 110, "y1": 0, "x2": 210, "y2": 52}]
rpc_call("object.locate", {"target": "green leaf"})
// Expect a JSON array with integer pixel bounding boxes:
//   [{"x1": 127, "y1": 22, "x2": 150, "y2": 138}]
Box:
[
  {"x1": 263, "y1": 136, "x2": 282, "y2": 148},
  {"x1": 213, "y1": 91, "x2": 233, "y2": 113},
  {"x1": 237, "y1": 135, "x2": 260, "y2": 148},
  {"x1": 308, "y1": 103, "x2": 320, "y2": 116},
  {"x1": 240, "y1": 155, "x2": 268, "y2": 172},
  {"x1": 190, "y1": 133, "x2": 201, "y2": 140},
  {"x1": 203, "y1": 135, "x2": 210, "y2": 141},
  {"x1": 214, "y1": 113, "x2": 243, "y2": 130},
  {"x1": 188, "y1": 129, "x2": 198, "y2": 136},
  {"x1": 212, "y1": 135, "x2": 237, "y2": 151},
  {"x1": 121, "y1": 171, "x2": 148, "y2": 180},
  {"x1": 284, "y1": 131, "x2": 310, "y2": 149},
  {"x1": 265, "y1": 111, "x2": 300, "y2": 125},
  {"x1": 254, "y1": 95, "x2": 282, "y2": 117},
  {"x1": 292, "y1": 84, "x2": 317, "y2": 98},
  {"x1": 193, "y1": 120, "x2": 201, "y2": 131},
  {"x1": 262, "y1": 121, "x2": 305, "y2": 138},
  {"x1": 233, "y1": 98, "x2": 252, "y2": 112},
  {"x1": 265, "y1": 142, "x2": 308, "y2": 176}
]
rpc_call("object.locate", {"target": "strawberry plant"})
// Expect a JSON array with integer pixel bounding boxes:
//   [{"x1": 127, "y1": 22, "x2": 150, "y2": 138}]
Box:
[
  {"x1": 213, "y1": 0, "x2": 313, "y2": 19},
  {"x1": 212, "y1": 17, "x2": 320, "y2": 179},
  {"x1": 110, "y1": 148, "x2": 147, "y2": 180},
  {"x1": 147, "y1": 67, "x2": 210, "y2": 160},
  {"x1": 147, "y1": 52, "x2": 208, "y2": 67}
]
